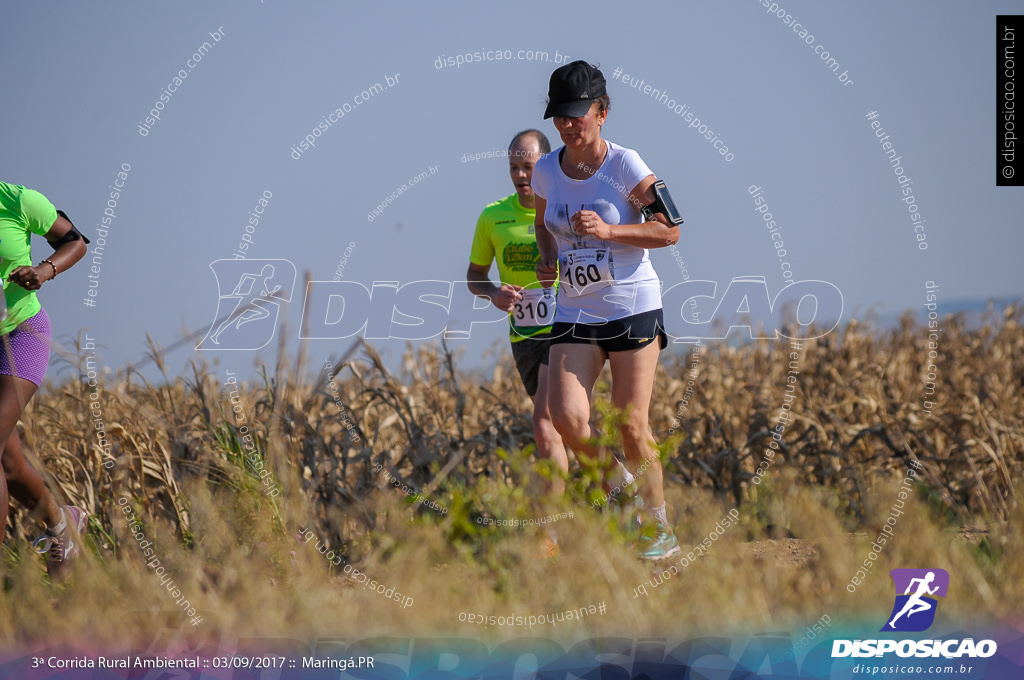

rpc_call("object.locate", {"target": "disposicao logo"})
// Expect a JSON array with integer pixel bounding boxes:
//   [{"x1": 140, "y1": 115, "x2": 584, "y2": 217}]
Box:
[
  {"x1": 882, "y1": 568, "x2": 949, "y2": 632},
  {"x1": 832, "y1": 568, "x2": 998, "y2": 659},
  {"x1": 196, "y1": 259, "x2": 296, "y2": 351}
]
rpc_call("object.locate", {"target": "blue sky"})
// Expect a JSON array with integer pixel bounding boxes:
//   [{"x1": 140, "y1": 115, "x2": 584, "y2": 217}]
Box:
[{"x1": 5, "y1": 1, "x2": 1020, "y2": 380}]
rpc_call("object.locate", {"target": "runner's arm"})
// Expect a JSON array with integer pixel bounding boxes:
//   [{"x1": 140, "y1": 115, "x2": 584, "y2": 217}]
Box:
[
  {"x1": 467, "y1": 262, "x2": 520, "y2": 313},
  {"x1": 42, "y1": 212, "x2": 89, "y2": 274},
  {"x1": 574, "y1": 175, "x2": 679, "y2": 248},
  {"x1": 466, "y1": 262, "x2": 497, "y2": 298},
  {"x1": 9, "y1": 213, "x2": 88, "y2": 290}
]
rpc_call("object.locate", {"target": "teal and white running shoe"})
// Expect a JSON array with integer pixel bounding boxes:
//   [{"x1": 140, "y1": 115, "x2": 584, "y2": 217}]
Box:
[{"x1": 636, "y1": 522, "x2": 681, "y2": 561}]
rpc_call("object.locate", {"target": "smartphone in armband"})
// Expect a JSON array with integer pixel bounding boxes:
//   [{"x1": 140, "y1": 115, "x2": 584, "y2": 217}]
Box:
[{"x1": 641, "y1": 180, "x2": 684, "y2": 225}]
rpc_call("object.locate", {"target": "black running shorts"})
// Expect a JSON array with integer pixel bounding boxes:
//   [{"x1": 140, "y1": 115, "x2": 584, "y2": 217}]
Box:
[
  {"x1": 549, "y1": 308, "x2": 668, "y2": 354},
  {"x1": 510, "y1": 335, "x2": 552, "y2": 397}
]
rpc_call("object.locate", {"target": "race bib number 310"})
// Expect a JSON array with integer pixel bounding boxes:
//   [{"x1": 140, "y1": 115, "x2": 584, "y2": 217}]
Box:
[
  {"x1": 513, "y1": 287, "x2": 555, "y2": 327},
  {"x1": 560, "y1": 248, "x2": 613, "y2": 297}
]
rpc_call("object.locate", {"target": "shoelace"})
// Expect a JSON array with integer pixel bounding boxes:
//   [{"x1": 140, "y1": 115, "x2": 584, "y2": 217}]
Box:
[
  {"x1": 32, "y1": 512, "x2": 70, "y2": 557},
  {"x1": 49, "y1": 534, "x2": 68, "y2": 562},
  {"x1": 33, "y1": 531, "x2": 73, "y2": 560}
]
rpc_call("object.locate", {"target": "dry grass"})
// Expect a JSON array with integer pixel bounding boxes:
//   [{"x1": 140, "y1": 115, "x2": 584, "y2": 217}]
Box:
[{"x1": 1, "y1": 306, "x2": 1021, "y2": 645}]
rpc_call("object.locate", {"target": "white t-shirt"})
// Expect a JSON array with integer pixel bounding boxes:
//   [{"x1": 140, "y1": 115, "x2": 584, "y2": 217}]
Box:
[{"x1": 531, "y1": 140, "x2": 662, "y2": 323}]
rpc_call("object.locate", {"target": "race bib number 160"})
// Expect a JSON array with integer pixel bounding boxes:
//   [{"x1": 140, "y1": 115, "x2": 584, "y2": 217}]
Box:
[{"x1": 560, "y1": 248, "x2": 613, "y2": 297}]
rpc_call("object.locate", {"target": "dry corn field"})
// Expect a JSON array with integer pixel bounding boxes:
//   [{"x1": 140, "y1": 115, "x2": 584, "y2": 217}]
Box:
[{"x1": 1, "y1": 307, "x2": 1021, "y2": 647}]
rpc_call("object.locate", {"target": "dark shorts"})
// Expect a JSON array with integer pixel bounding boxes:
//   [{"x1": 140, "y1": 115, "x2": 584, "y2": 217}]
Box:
[
  {"x1": 510, "y1": 335, "x2": 552, "y2": 397},
  {"x1": 549, "y1": 308, "x2": 668, "y2": 354},
  {"x1": 0, "y1": 308, "x2": 51, "y2": 386}
]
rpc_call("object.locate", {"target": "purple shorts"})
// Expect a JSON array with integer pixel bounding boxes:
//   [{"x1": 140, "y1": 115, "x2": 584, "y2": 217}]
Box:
[{"x1": 0, "y1": 308, "x2": 51, "y2": 386}]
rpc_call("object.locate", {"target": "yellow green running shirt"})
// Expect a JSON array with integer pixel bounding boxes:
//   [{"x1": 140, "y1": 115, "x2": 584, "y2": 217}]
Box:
[
  {"x1": 0, "y1": 183, "x2": 57, "y2": 335},
  {"x1": 468, "y1": 194, "x2": 555, "y2": 342}
]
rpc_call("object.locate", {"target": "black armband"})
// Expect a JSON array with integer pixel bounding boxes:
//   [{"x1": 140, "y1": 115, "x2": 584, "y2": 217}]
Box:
[
  {"x1": 640, "y1": 180, "x2": 684, "y2": 225},
  {"x1": 49, "y1": 210, "x2": 91, "y2": 249}
]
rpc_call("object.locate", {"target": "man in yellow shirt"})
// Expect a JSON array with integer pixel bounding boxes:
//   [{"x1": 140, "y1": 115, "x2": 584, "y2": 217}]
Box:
[{"x1": 466, "y1": 131, "x2": 568, "y2": 528}]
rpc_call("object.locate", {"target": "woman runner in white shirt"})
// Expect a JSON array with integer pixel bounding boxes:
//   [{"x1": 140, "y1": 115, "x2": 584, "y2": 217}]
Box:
[{"x1": 532, "y1": 61, "x2": 680, "y2": 560}]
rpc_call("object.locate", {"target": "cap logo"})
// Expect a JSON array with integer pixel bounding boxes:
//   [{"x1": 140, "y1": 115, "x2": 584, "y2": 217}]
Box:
[{"x1": 581, "y1": 92, "x2": 588, "y2": 98}]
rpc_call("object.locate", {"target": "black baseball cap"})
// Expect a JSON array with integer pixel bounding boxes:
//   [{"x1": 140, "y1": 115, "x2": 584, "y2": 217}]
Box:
[{"x1": 543, "y1": 61, "x2": 606, "y2": 119}]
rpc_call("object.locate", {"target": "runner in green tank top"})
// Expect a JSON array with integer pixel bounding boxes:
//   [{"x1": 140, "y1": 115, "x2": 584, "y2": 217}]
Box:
[{"x1": 0, "y1": 182, "x2": 90, "y2": 581}]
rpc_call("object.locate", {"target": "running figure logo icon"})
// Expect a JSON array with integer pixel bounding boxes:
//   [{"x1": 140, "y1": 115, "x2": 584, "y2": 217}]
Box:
[
  {"x1": 881, "y1": 568, "x2": 950, "y2": 632},
  {"x1": 196, "y1": 259, "x2": 296, "y2": 350}
]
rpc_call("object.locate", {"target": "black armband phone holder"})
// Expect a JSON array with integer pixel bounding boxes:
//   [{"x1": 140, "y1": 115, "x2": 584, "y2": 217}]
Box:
[
  {"x1": 50, "y1": 210, "x2": 91, "y2": 248},
  {"x1": 641, "y1": 180, "x2": 684, "y2": 225}
]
